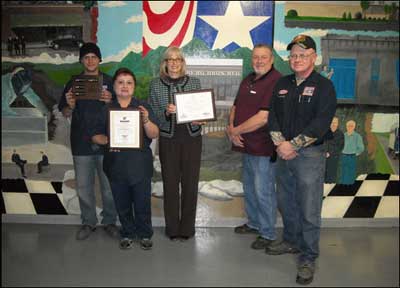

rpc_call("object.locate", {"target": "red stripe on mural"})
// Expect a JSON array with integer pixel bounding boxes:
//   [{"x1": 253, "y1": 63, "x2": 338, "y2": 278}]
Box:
[
  {"x1": 143, "y1": 1, "x2": 184, "y2": 34},
  {"x1": 170, "y1": 0, "x2": 194, "y2": 47},
  {"x1": 142, "y1": 36, "x2": 151, "y2": 58}
]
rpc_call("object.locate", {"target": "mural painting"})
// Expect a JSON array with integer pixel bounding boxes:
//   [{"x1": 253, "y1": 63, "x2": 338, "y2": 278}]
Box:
[{"x1": 1, "y1": 1, "x2": 399, "y2": 222}]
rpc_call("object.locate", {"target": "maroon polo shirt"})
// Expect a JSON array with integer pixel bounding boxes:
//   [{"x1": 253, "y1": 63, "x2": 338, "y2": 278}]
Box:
[{"x1": 232, "y1": 67, "x2": 282, "y2": 156}]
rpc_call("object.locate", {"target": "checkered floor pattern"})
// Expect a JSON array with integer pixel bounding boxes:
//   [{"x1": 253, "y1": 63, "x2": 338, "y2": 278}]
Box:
[{"x1": 1, "y1": 174, "x2": 399, "y2": 218}]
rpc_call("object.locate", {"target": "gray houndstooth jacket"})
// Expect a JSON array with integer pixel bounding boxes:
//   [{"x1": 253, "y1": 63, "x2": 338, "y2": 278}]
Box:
[{"x1": 148, "y1": 75, "x2": 202, "y2": 138}]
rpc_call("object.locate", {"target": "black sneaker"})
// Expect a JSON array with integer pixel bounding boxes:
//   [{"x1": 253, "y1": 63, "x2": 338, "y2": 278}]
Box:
[
  {"x1": 76, "y1": 225, "x2": 96, "y2": 240},
  {"x1": 265, "y1": 241, "x2": 300, "y2": 255},
  {"x1": 234, "y1": 224, "x2": 258, "y2": 234},
  {"x1": 251, "y1": 236, "x2": 274, "y2": 250},
  {"x1": 296, "y1": 262, "x2": 315, "y2": 285},
  {"x1": 119, "y1": 238, "x2": 134, "y2": 250},
  {"x1": 169, "y1": 236, "x2": 180, "y2": 242},
  {"x1": 140, "y1": 238, "x2": 153, "y2": 250},
  {"x1": 179, "y1": 236, "x2": 191, "y2": 242}
]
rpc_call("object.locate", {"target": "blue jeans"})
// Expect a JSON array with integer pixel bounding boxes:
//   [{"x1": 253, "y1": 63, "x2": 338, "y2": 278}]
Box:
[
  {"x1": 73, "y1": 155, "x2": 117, "y2": 226},
  {"x1": 110, "y1": 178, "x2": 153, "y2": 239},
  {"x1": 276, "y1": 145, "x2": 325, "y2": 263},
  {"x1": 242, "y1": 154, "x2": 277, "y2": 240}
]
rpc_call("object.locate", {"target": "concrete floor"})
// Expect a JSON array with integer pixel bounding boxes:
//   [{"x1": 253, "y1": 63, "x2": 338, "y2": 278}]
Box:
[{"x1": 2, "y1": 223, "x2": 399, "y2": 287}]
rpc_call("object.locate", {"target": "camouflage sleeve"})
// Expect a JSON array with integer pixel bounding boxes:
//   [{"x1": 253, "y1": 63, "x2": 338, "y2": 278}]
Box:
[
  {"x1": 270, "y1": 131, "x2": 286, "y2": 146},
  {"x1": 290, "y1": 134, "x2": 317, "y2": 150}
]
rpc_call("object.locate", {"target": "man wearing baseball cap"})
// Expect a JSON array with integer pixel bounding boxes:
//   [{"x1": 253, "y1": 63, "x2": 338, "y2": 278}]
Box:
[
  {"x1": 266, "y1": 35, "x2": 337, "y2": 285},
  {"x1": 58, "y1": 42, "x2": 119, "y2": 241}
]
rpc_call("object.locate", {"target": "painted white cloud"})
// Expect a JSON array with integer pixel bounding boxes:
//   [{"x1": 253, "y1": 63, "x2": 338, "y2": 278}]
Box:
[
  {"x1": 1, "y1": 53, "x2": 78, "y2": 64},
  {"x1": 101, "y1": 1, "x2": 126, "y2": 8},
  {"x1": 273, "y1": 40, "x2": 288, "y2": 51},
  {"x1": 126, "y1": 15, "x2": 142, "y2": 24},
  {"x1": 102, "y1": 41, "x2": 142, "y2": 63}
]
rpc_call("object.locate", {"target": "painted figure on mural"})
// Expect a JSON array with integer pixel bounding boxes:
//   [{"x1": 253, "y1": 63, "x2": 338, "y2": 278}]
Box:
[
  {"x1": 20, "y1": 36, "x2": 26, "y2": 56},
  {"x1": 148, "y1": 46, "x2": 205, "y2": 242},
  {"x1": 11, "y1": 149, "x2": 27, "y2": 178},
  {"x1": 226, "y1": 44, "x2": 282, "y2": 250},
  {"x1": 13, "y1": 36, "x2": 20, "y2": 56},
  {"x1": 7, "y1": 36, "x2": 13, "y2": 56},
  {"x1": 267, "y1": 35, "x2": 337, "y2": 285},
  {"x1": 90, "y1": 68, "x2": 159, "y2": 251},
  {"x1": 37, "y1": 151, "x2": 49, "y2": 173},
  {"x1": 340, "y1": 120, "x2": 365, "y2": 185},
  {"x1": 320, "y1": 65, "x2": 334, "y2": 80},
  {"x1": 58, "y1": 42, "x2": 119, "y2": 241},
  {"x1": 388, "y1": 121, "x2": 399, "y2": 160},
  {"x1": 324, "y1": 116, "x2": 344, "y2": 184}
]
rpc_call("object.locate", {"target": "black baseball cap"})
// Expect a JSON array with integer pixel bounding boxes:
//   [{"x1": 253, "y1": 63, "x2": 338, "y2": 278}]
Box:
[
  {"x1": 287, "y1": 35, "x2": 316, "y2": 51},
  {"x1": 79, "y1": 42, "x2": 102, "y2": 62}
]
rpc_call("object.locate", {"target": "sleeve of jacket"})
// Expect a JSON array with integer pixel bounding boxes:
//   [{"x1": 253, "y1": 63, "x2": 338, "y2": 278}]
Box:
[
  {"x1": 87, "y1": 105, "x2": 107, "y2": 139},
  {"x1": 148, "y1": 78, "x2": 167, "y2": 123},
  {"x1": 58, "y1": 79, "x2": 73, "y2": 112},
  {"x1": 355, "y1": 133, "x2": 365, "y2": 156},
  {"x1": 267, "y1": 81, "x2": 286, "y2": 145}
]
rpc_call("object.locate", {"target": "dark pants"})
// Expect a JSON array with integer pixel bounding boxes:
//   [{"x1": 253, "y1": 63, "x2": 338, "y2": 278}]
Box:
[
  {"x1": 110, "y1": 178, "x2": 153, "y2": 239},
  {"x1": 15, "y1": 161, "x2": 26, "y2": 176},
  {"x1": 37, "y1": 161, "x2": 49, "y2": 173},
  {"x1": 159, "y1": 131, "x2": 202, "y2": 238},
  {"x1": 325, "y1": 155, "x2": 340, "y2": 183}
]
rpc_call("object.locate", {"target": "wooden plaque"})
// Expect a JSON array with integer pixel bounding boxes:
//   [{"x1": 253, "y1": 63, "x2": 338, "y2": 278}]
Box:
[{"x1": 72, "y1": 74, "x2": 103, "y2": 100}]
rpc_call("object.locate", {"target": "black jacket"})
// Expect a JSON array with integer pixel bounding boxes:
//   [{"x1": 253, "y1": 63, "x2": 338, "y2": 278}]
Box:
[{"x1": 268, "y1": 71, "x2": 337, "y2": 145}]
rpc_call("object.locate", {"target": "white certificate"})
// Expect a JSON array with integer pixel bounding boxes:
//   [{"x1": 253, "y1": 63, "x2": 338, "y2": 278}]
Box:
[
  {"x1": 174, "y1": 89, "x2": 216, "y2": 124},
  {"x1": 108, "y1": 109, "x2": 142, "y2": 149}
]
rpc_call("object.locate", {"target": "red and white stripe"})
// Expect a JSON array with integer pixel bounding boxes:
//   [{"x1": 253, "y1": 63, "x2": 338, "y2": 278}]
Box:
[{"x1": 142, "y1": 1, "x2": 197, "y2": 57}]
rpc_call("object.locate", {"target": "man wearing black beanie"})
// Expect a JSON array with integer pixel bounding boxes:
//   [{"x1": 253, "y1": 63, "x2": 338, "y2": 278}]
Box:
[{"x1": 58, "y1": 42, "x2": 119, "y2": 241}]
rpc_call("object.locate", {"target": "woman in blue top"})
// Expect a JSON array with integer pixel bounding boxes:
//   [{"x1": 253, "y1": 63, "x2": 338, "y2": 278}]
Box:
[
  {"x1": 90, "y1": 68, "x2": 159, "y2": 250},
  {"x1": 340, "y1": 120, "x2": 364, "y2": 185}
]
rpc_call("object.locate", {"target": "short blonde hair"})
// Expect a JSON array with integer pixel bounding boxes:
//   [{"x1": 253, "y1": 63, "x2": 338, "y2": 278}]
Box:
[{"x1": 159, "y1": 46, "x2": 187, "y2": 78}]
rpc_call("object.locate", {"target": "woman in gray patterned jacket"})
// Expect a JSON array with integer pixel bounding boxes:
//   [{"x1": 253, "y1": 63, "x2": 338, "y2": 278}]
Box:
[{"x1": 149, "y1": 46, "x2": 204, "y2": 242}]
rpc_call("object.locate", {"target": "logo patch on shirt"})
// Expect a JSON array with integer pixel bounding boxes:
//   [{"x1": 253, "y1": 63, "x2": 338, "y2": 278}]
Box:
[{"x1": 303, "y1": 86, "x2": 315, "y2": 96}]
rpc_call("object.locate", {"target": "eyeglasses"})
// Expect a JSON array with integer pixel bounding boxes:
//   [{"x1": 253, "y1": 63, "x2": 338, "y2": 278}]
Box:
[
  {"x1": 166, "y1": 58, "x2": 182, "y2": 63},
  {"x1": 288, "y1": 53, "x2": 315, "y2": 61}
]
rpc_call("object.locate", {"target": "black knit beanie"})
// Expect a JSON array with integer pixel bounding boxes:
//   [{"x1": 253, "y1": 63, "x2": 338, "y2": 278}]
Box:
[{"x1": 79, "y1": 42, "x2": 102, "y2": 62}]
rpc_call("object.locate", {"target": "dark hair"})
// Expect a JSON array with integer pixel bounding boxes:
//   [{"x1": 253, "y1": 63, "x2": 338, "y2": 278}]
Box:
[{"x1": 112, "y1": 67, "x2": 137, "y2": 85}]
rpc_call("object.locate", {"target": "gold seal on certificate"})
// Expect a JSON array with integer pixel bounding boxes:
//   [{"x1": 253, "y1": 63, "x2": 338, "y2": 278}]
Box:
[
  {"x1": 108, "y1": 108, "x2": 143, "y2": 149},
  {"x1": 72, "y1": 74, "x2": 103, "y2": 100},
  {"x1": 174, "y1": 89, "x2": 217, "y2": 124}
]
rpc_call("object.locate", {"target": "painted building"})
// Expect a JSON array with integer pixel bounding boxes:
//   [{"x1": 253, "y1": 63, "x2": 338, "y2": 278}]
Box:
[{"x1": 321, "y1": 34, "x2": 399, "y2": 106}]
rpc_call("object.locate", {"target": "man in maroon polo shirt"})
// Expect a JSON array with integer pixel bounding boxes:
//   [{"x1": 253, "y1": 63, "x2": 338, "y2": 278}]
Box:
[{"x1": 226, "y1": 44, "x2": 282, "y2": 250}]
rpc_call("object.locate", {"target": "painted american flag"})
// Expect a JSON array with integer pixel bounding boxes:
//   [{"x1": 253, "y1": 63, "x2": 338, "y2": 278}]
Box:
[{"x1": 142, "y1": 1, "x2": 274, "y2": 57}]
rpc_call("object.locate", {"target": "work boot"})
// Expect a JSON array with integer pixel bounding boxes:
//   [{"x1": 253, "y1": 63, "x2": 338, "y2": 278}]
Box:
[
  {"x1": 296, "y1": 261, "x2": 315, "y2": 285},
  {"x1": 265, "y1": 241, "x2": 300, "y2": 255}
]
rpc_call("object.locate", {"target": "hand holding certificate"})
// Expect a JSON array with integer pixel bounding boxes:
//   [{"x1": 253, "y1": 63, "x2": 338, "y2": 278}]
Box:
[
  {"x1": 108, "y1": 108, "x2": 143, "y2": 149},
  {"x1": 174, "y1": 89, "x2": 216, "y2": 124}
]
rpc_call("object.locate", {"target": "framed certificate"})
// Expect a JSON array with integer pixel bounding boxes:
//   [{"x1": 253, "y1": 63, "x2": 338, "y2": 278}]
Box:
[
  {"x1": 108, "y1": 108, "x2": 143, "y2": 149},
  {"x1": 72, "y1": 74, "x2": 103, "y2": 100},
  {"x1": 174, "y1": 89, "x2": 216, "y2": 124}
]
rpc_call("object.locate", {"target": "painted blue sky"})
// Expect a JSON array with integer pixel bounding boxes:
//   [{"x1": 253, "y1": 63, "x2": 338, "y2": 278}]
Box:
[
  {"x1": 98, "y1": 1, "x2": 142, "y2": 60},
  {"x1": 97, "y1": 1, "x2": 399, "y2": 62}
]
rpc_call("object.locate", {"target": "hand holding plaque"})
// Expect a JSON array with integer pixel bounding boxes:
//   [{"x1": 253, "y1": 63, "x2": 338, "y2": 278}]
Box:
[{"x1": 72, "y1": 74, "x2": 104, "y2": 100}]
